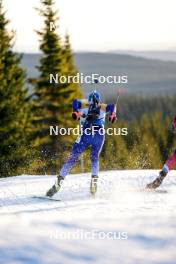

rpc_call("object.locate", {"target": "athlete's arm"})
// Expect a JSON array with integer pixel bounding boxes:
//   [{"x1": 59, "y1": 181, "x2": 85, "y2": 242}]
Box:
[{"x1": 72, "y1": 99, "x2": 90, "y2": 120}]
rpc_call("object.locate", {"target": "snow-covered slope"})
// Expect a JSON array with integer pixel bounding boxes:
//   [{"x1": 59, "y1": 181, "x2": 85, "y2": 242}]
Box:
[{"x1": 0, "y1": 170, "x2": 176, "y2": 264}]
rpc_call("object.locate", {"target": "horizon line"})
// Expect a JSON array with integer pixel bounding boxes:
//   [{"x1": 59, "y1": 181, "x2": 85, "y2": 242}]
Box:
[{"x1": 15, "y1": 49, "x2": 176, "y2": 54}]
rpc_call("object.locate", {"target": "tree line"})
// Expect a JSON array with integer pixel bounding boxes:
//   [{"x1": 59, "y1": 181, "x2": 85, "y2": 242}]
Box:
[{"x1": 0, "y1": 0, "x2": 81, "y2": 176}]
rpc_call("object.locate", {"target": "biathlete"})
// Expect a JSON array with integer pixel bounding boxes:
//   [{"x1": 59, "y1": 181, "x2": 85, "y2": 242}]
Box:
[
  {"x1": 146, "y1": 116, "x2": 176, "y2": 189},
  {"x1": 46, "y1": 90, "x2": 116, "y2": 197}
]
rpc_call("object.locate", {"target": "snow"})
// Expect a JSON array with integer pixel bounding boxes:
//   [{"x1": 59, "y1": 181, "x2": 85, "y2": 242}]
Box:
[{"x1": 0, "y1": 170, "x2": 176, "y2": 264}]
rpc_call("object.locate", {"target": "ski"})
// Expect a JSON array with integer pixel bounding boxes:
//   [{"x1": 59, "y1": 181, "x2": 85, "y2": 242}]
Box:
[{"x1": 32, "y1": 195, "x2": 61, "y2": 202}]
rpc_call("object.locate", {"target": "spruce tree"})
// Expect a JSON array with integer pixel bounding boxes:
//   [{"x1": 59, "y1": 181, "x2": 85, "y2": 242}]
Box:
[
  {"x1": 62, "y1": 32, "x2": 82, "y2": 129},
  {"x1": 32, "y1": 0, "x2": 82, "y2": 173},
  {"x1": 0, "y1": 1, "x2": 31, "y2": 176}
]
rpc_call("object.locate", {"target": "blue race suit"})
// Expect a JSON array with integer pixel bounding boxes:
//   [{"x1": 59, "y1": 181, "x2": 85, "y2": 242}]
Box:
[{"x1": 59, "y1": 99, "x2": 115, "y2": 177}]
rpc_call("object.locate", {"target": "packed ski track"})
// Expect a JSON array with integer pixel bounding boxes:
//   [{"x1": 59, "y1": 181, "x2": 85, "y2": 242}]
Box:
[{"x1": 0, "y1": 170, "x2": 176, "y2": 264}]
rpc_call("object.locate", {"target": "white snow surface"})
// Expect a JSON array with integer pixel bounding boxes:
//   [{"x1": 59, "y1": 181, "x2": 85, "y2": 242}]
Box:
[{"x1": 0, "y1": 170, "x2": 176, "y2": 264}]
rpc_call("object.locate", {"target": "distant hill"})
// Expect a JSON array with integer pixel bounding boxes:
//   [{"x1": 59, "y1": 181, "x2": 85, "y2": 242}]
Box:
[
  {"x1": 21, "y1": 52, "x2": 176, "y2": 100},
  {"x1": 113, "y1": 50, "x2": 176, "y2": 62}
]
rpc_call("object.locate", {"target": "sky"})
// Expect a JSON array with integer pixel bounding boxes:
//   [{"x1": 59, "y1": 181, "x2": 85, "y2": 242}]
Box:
[{"x1": 3, "y1": 0, "x2": 176, "y2": 53}]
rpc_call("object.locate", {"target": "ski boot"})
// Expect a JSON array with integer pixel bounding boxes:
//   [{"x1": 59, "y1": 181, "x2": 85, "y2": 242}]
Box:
[
  {"x1": 46, "y1": 175, "x2": 64, "y2": 197},
  {"x1": 90, "y1": 175, "x2": 98, "y2": 196},
  {"x1": 146, "y1": 170, "x2": 167, "y2": 190}
]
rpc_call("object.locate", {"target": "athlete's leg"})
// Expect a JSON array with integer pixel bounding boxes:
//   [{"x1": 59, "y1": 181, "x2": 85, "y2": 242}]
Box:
[
  {"x1": 146, "y1": 149, "x2": 176, "y2": 189},
  {"x1": 46, "y1": 134, "x2": 90, "y2": 197},
  {"x1": 164, "y1": 149, "x2": 176, "y2": 172},
  {"x1": 60, "y1": 135, "x2": 90, "y2": 178},
  {"x1": 90, "y1": 132, "x2": 105, "y2": 194},
  {"x1": 90, "y1": 133, "x2": 105, "y2": 176}
]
